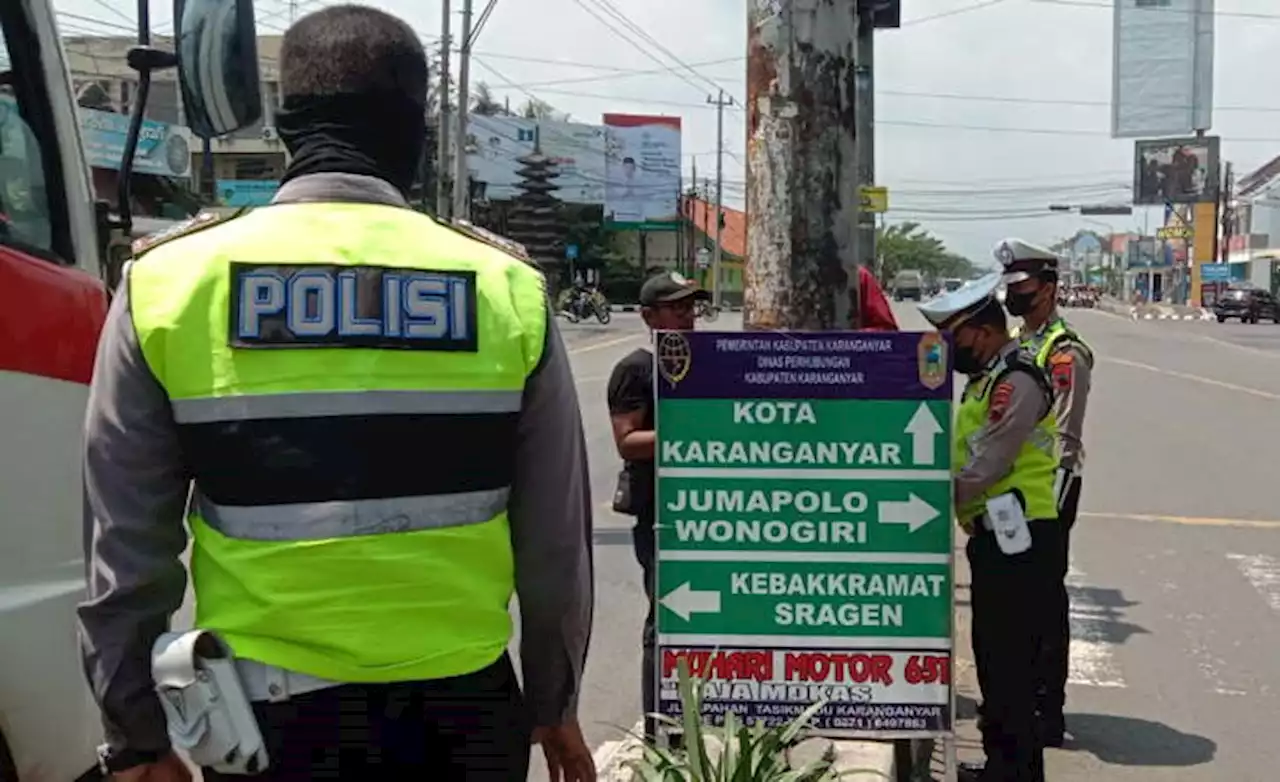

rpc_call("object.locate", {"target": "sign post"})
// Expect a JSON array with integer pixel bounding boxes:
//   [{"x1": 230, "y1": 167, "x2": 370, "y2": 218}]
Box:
[{"x1": 655, "y1": 330, "x2": 955, "y2": 738}]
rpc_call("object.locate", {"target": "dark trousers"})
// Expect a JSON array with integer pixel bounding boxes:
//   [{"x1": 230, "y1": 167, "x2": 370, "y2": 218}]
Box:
[
  {"x1": 1034, "y1": 477, "x2": 1082, "y2": 726},
  {"x1": 969, "y1": 520, "x2": 1062, "y2": 782},
  {"x1": 203, "y1": 655, "x2": 530, "y2": 781},
  {"x1": 633, "y1": 514, "x2": 658, "y2": 740}
]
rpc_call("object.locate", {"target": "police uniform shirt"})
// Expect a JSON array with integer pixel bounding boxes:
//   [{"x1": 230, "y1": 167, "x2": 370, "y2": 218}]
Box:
[
  {"x1": 79, "y1": 172, "x2": 595, "y2": 751},
  {"x1": 954, "y1": 340, "x2": 1052, "y2": 510},
  {"x1": 1027, "y1": 314, "x2": 1093, "y2": 474}
]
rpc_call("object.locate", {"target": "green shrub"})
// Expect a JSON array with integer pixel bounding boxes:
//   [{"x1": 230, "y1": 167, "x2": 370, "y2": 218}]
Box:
[{"x1": 624, "y1": 659, "x2": 884, "y2": 782}]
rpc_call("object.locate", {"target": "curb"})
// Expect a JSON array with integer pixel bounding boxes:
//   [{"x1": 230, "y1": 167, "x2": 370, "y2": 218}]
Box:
[
  {"x1": 1098, "y1": 299, "x2": 1213, "y2": 321},
  {"x1": 1127, "y1": 308, "x2": 1214, "y2": 321}
]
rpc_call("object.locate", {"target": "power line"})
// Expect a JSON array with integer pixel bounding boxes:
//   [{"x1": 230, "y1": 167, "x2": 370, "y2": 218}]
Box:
[
  {"x1": 507, "y1": 57, "x2": 743, "y2": 89},
  {"x1": 1030, "y1": 0, "x2": 1280, "y2": 20},
  {"x1": 878, "y1": 87, "x2": 1280, "y2": 115},
  {"x1": 584, "y1": 0, "x2": 738, "y2": 101},
  {"x1": 474, "y1": 83, "x2": 1280, "y2": 143},
  {"x1": 901, "y1": 0, "x2": 1013, "y2": 26},
  {"x1": 566, "y1": 0, "x2": 709, "y2": 96}
]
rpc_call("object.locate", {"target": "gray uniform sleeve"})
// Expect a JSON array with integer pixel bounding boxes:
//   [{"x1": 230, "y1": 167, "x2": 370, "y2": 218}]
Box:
[
  {"x1": 77, "y1": 270, "x2": 191, "y2": 753},
  {"x1": 1048, "y1": 342, "x2": 1092, "y2": 473},
  {"x1": 955, "y1": 370, "x2": 1049, "y2": 509},
  {"x1": 508, "y1": 308, "x2": 594, "y2": 727}
]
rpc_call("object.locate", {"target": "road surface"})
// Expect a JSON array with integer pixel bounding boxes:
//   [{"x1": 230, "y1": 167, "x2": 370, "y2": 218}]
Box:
[
  {"x1": 171, "y1": 306, "x2": 1277, "y2": 780},
  {"x1": 559, "y1": 305, "x2": 1280, "y2": 781}
]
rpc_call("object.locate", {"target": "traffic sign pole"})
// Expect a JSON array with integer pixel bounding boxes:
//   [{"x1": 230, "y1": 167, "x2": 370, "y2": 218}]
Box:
[{"x1": 654, "y1": 330, "x2": 955, "y2": 738}]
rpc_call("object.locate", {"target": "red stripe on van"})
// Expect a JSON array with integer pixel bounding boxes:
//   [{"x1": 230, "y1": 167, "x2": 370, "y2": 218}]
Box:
[{"x1": 0, "y1": 244, "x2": 107, "y2": 385}]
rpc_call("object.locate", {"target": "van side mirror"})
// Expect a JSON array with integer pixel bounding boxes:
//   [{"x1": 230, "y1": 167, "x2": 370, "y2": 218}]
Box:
[{"x1": 174, "y1": 0, "x2": 263, "y2": 139}]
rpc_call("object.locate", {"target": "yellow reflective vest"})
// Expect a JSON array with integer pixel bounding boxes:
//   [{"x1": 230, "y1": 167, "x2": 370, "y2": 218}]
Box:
[
  {"x1": 129, "y1": 201, "x2": 547, "y2": 683},
  {"x1": 1022, "y1": 317, "x2": 1094, "y2": 370},
  {"x1": 952, "y1": 350, "x2": 1060, "y2": 533}
]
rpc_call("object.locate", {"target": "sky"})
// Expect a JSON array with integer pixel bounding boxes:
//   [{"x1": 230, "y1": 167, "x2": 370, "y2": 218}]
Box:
[{"x1": 54, "y1": 0, "x2": 1280, "y2": 264}]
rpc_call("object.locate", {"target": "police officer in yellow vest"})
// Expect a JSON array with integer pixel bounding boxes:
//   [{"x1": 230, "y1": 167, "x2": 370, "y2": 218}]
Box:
[
  {"x1": 919, "y1": 273, "x2": 1064, "y2": 782},
  {"x1": 77, "y1": 7, "x2": 595, "y2": 781},
  {"x1": 996, "y1": 238, "x2": 1094, "y2": 748}
]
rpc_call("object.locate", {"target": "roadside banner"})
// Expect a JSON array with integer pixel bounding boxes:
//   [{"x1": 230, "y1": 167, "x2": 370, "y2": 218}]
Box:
[{"x1": 655, "y1": 330, "x2": 955, "y2": 736}]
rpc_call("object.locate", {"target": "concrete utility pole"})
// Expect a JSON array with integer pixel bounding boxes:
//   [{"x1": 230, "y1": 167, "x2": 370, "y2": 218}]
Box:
[
  {"x1": 853, "y1": 0, "x2": 876, "y2": 302},
  {"x1": 452, "y1": 0, "x2": 475, "y2": 220},
  {"x1": 744, "y1": 0, "x2": 861, "y2": 330},
  {"x1": 1219, "y1": 161, "x2": 1234, "y2": 263},
  {"x1": 689, "y1": 154, "x2": 698, "y2": 277},
  {"x1": 435, "y1": 0, "x2": 453, "y2": 219},
  {"x1": 708, "y1": 90, "x2": 734, "y2": 308}
]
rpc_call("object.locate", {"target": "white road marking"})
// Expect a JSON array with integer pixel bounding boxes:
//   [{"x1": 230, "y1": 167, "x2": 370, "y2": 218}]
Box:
[
  {"x1": 568, "y1": 333, "x2": 646, "y2": 355},
  {"x1": 1228, "y1": 553, "x2": 1280, "y2": 614},
  {"x1": 1102, "y1": 355, "x2": 1280, "y2": 401},
  {"x1": 1066, "y1": 558, "x2": 1126, "y2": 689}
]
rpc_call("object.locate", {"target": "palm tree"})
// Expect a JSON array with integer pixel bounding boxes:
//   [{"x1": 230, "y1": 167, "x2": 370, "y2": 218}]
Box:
[
  {"x1": 471, "y1": 81, "x2": 505, "y2": 116},
  {"x1": 519, "y1": 98, "x2": 570, "y2": 122}
]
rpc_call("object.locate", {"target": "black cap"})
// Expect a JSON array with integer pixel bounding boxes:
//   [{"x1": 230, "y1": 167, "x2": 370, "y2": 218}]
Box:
[{"x1": 639, "y1": 271, "x2": 710, "y2": 306}]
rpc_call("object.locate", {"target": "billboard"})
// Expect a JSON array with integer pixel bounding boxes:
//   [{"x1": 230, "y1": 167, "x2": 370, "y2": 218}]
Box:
[
  {"x1": 604, "y1": 113, "x2": 682, "y2": 227},
  {"x1": 1126, "y1": 237, "x2": 1170, "y2": 269},
  {"x1": 78, "y1": 107, "x2": 193, "y2": 178},
  {"x1": 465, "y1": 116, "x2": 606, "y2": 204},
  {"x1": 1111, "y1": 0, "x2": 1214, "y2": 138},
  {"x1": 1133, "y1": 135, "x2": 1219, "y2": 205}
]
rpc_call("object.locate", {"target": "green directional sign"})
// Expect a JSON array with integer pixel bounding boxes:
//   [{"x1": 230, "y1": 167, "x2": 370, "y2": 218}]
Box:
[
  {"x1": 654, "y1": 330, "x2": 955, "y2": 737},
  {"x1": 658, "y1": 477, "x2": 951, "y2": 554},
  {"x1": 658, "y1": 560, "x2": 952, "y2": 637}
]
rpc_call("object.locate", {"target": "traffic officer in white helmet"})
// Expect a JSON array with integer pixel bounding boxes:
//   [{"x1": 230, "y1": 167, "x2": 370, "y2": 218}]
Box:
[
  {"x1": 996, "y1": 238, "x2": 1095, "y2": 748},
  {"x1": 920, "y1": 272, "x2": 1064, "y2": 782}
]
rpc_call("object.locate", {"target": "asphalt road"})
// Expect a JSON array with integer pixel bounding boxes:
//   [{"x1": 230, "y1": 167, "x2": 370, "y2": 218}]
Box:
[
  {"x1": 558, "y1": 304, "x2": 1280, "y2": 781},
  {"x1": 176, "y1": 306, "x2": 1278, "y2": 780}
]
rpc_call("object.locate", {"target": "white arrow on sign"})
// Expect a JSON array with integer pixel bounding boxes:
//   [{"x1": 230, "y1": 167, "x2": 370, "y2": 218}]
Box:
[
  {"x1": 904, "y1": 402, "x2": 943, "y2": 466},
  {"x1": 877, "y1": 493, "x2": 941, "y2": 533},
  {"x1": 660, "y1": 582, "x2": 722, "y2": 621}
]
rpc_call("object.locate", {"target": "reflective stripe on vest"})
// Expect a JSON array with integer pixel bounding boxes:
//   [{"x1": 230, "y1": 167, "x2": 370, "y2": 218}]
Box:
[
  {"x1": 951, "y1": 353, "x2": 1060, "y2": 533},
  {"x1": 129, "y1": 201, "x2": 547, "y2": 684},
  {"x1": 193, "y1": 487, "x2": 511, "y2": 541}
]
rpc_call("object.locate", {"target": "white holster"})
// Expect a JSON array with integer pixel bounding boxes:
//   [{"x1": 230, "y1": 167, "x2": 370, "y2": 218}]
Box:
[{"x1": 151, "y1": 630, "x2": 269, "y2": 775}]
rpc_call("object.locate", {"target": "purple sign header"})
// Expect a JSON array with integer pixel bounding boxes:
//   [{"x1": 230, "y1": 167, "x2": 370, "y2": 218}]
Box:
[{"x1": 654, "y1": 331, "x2": 953, "y2": 400}]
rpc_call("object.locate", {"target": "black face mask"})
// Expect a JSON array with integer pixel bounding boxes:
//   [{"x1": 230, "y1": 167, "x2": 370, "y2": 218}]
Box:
[
  {"x1": 1004, "y1": 287, "x2": 1040, "y2": 317},
  {"x1": 953, "y1": 331, "x2": 984, "y2": 375}
]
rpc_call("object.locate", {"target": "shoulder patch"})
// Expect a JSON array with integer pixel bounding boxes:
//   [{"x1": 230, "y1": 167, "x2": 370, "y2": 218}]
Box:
[
  {"x1": 131, "y1": 208, "x2": 245, "y2": 257},
  {"x1": 1052, "y1": 359, "x2": 1074, "y2": 391},
  {"x1": 230, "y1": 262, "x2": 479, "y2": 352},
  {"x1": 443, "y1": 218, "x2": 536, "y2": 266},
  {"x1": 989, "y1": 381, "x2": 1015, "y2": 423}
]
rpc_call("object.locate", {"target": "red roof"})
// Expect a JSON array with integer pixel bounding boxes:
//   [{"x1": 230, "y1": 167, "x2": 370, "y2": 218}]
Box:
[{"x1": 683, "y1": 196, "x2": 745, "y2": 259}]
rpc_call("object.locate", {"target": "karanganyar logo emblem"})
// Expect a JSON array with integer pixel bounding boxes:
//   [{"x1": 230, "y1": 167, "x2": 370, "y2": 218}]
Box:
[{"x1": 917, "y1": 332, "x2": 947, "y2": 390}]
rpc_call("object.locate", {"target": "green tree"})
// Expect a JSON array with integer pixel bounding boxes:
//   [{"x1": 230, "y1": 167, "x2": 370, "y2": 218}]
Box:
[
  {"x1": 471, "y1": 81, "x2": 506, "y2": 116},
  {"x1": 877, "y1": 221, "x2": 977, "y2": 282},
  {"x1": 519, "y1": 97, "x2": 570, "y2": 122}
]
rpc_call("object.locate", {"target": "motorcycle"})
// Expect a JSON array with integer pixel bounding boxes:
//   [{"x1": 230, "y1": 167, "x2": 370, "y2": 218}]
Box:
[{"x1": 561, "y1": 289, "x2": 612, "y2": 324}]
